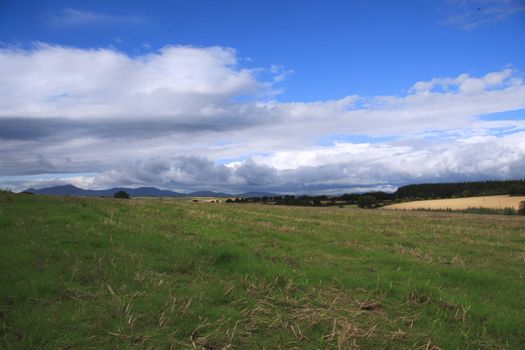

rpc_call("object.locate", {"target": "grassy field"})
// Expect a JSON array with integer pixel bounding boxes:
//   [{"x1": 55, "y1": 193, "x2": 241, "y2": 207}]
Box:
[
  {"x1": 383, "y1": 195, "x2": 525, "y2": 211},
  {"x1": 1, "y1": 192, "x2": 525, "y2": 349}
]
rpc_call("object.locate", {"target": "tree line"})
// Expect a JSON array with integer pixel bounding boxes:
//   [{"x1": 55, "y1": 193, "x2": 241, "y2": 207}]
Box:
[
  {"x1": 225, "y1": 192, "x2": 394, "y2": 208},
  {"x1": 225, "y1": 179, "x2": 525, "y2": 209},
  {"x1": 395, "y1": 179, "x2": 525, "y2": 199}
]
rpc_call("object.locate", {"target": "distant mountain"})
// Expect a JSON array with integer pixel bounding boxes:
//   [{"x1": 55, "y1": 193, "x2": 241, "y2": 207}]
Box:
[
  {"x1": 188, "y1": 191, "x2": 232, "y2": 197},
  {"x1": 22, "y1": 184, "x2": 282, "y2": 198},
  {"x1": 24, "y1": 185, "x2": 187, "y2": 197},
  {"x1": 25, "y1": 184, "x2": 96, "y2": 196},
  {"x1": 118, "y1": 187, "x2": 186, "y2": 197},
  {"x1": 238, "y1": 192, "x2": 280, "y2": 198}
]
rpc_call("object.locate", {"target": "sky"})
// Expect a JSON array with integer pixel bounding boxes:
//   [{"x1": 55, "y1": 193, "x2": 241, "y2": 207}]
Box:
[{"x1": 1, "y1": 0, "x2": 525, "y2": 194}]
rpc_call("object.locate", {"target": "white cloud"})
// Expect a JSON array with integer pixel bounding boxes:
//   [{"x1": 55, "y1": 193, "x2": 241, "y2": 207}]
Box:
[
  {"x1": 0, "y1": 44, "x2": 524, "y2": 192},
  {"x1": 49, "y1": 8, "x2": 146, "y2": 26},
  {"x1": 411, "y1": 69, "x2": 515, "y2": 93},
  {"x1": 0, "y1": 44, "x2": 261, "y2": 120},
  {"x1": 442, "y1": 0, "x2": 525, "y2": 30}
]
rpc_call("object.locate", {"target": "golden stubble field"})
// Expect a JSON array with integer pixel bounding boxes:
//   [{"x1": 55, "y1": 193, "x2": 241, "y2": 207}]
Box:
[{"x1": 383, "y1": 195, "x2": 525, "y2": 210}]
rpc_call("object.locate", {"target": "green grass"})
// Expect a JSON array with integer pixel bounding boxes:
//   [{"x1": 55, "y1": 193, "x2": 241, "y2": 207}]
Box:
[{"x1": 1, "y1": 192, "x2": 524, "y2": 349}]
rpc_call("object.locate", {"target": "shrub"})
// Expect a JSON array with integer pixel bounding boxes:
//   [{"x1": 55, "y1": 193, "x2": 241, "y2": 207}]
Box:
[
  {"x1": 518, "y1": 201, "x2": 525, "y2": 215},
  {"x1": 113, "y1": 190, "x2": 130, "y2": 199},
  {"x1": 357, "y1": 195, "x2": 377, "y2": 208}
]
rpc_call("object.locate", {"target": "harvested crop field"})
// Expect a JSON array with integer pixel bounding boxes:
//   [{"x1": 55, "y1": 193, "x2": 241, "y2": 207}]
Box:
[{"x1": 383, "y1": 195, "x2": 525, "y2": 211}]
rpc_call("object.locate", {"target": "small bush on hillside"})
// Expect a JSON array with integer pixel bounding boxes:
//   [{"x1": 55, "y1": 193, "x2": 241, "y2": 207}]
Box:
[
  {"x1": 357, "y1": 195, "x2": 377, "y2": 208},
  {"x1": 113, "y1": 191, "x2": 130, "y2": 199},
  {"x1": 518, "y1": 201, "x2": 525, "y2": 215}
]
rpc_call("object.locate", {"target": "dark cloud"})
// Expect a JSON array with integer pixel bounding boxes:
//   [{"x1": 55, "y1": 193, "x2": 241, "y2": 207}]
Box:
[
  {"x1": 0, "y1": 115, "x2": 261, "y2": 142},
  {"x1": 77, "y1": 135, "x2": 525, "y2": 193},
  {"x1": 234, "y1": 160, "x2": 277, "y2": 185},
  {"x1": 0, "y1": 152, "x2": 102, "y2": 176}
]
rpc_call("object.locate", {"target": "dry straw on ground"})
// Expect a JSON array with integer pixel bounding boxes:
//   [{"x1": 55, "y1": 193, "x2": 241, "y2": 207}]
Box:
[{"x1": 383, "y1": 195, "x2": 525, "y2": 211}]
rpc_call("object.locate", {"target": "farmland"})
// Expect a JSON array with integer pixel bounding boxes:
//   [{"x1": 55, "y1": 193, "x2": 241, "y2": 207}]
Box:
[
  {"x1": 1, "y1": 191, "x2": 525, "y2": 349},
  {"x1": 383, "y1": 195, "x2": 525, "y2": 211}
]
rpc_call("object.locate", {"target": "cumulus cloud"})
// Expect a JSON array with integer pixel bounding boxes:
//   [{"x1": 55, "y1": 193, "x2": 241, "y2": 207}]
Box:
[
  {"x1": 1, "y1": 45, "x2": 524, "y2": 141},
  {"x1": 0, "y1": 44, "x2": 261, "y2": 120},
  {"x1": 1, "y1": 44, "x2": 524, "y2": 192}
]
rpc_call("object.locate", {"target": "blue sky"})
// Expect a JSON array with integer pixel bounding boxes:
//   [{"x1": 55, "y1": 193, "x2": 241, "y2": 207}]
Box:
[
  {"x1": 1, "y1": 0, "x2": 525, "y2": 193},
  {"x1": 3, "y1": 0, "x2": 524, "y2": 100}
]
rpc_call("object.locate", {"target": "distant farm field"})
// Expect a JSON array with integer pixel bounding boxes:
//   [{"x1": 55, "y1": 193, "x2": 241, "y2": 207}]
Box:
[
  {"x1": 1, "y1": 192, "x2": 525, "y2": 349},
  {"x1": 383, "y1": 195, "x2": 525, "y2": 211}
]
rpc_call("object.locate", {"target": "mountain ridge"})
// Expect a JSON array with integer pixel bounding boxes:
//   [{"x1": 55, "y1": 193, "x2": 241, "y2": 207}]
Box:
[
  {"x1": 24, "y1": 185, "x2": 187, "y2": 197},
  {"x1": 22, "y1": 184, "x2": 290, "y2": 198},
  {"x1": 22, "y1": 184, "x2": 280, "y2": 198}
]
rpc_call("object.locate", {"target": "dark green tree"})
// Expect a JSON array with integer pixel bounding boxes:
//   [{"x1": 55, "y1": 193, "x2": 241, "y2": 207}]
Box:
[
  {"x1": 113, "y1": 190, "x2": 130, "y2": 199},
  {"x1": 357, "y1": 195, "x2": 377, "y2": 208}
]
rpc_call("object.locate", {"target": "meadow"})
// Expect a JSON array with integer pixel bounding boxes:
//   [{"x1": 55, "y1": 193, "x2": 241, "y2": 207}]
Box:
[
  {"x1": 1, "y1": 191, "x2": 524, "y2": 349},
  {"x1": 383, "y1": 195, "x2": 525, "y2": 211}
]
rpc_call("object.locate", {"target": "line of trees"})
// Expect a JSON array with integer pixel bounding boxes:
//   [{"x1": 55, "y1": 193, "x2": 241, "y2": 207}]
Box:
[
  {"x1": 224, "y1": 179, "x2": 525, "y2": 209},
  {"x1": 395, "y1": 179, "x2": 525, "y2": 200},
  {"x1": 225, "y1": 192, "x2": 395, "y2": 208}
]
